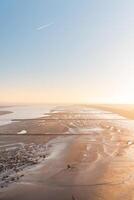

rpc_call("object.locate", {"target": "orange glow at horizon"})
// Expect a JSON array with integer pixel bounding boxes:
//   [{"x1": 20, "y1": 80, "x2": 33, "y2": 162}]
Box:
[{"x1": 0, "y1": 85, "x2": 134, "y2": 104}]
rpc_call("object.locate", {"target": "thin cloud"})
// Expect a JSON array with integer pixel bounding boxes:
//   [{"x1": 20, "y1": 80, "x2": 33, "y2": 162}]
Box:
[{"x1": 37, "y1": 23, "x2": 54, "y2": 31}]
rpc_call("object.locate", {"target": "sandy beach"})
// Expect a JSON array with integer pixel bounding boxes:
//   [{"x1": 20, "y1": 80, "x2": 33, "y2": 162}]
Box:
[{"x1": 0, "y1": 105, "x2": 134, "y2": 200}]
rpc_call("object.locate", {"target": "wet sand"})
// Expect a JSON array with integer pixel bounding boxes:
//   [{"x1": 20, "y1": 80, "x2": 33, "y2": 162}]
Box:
[{"x1": 0, "y1": 106, "x2": 134, "y2": 200}]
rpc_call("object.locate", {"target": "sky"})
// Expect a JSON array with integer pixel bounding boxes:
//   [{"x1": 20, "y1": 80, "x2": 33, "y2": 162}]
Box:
[{"x1": 0, "y1": 0, "x2": 134, "y2": 104}]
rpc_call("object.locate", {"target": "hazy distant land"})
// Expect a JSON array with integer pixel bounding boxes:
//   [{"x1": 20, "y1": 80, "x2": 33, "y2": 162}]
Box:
[
  {"x1": 89, "y1": 104, "x2": 134, "y2": 120},
  {"x1": 0, "y1": 111, "x2": 13, "y2": 116}
]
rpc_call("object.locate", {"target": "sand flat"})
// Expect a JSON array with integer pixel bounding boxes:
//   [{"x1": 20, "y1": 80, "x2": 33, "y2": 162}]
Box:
[{"x1": 0, "y1": 105, "x2": 134, "y2": 200}]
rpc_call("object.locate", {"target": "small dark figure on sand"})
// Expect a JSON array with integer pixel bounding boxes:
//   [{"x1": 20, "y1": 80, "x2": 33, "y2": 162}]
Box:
[
  {"x1": 72, "y1": 195, "x2": 77, "y2": 200},
  {"x1": 67, "y1": 164, "x2": 71, "y2": 169}
]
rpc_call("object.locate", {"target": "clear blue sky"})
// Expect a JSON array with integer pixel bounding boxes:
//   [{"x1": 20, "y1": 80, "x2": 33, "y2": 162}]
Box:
[{"x1": 0, "y1": 0, "x2": 134, "y2": 104}]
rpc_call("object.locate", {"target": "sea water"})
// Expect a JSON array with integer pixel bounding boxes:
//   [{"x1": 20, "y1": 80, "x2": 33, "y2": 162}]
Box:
[{"x1": 0, "y1": 105, "x2": 53, "y2": 126}]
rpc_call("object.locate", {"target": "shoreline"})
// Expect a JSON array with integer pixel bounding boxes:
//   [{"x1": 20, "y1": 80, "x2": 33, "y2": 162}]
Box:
[{"x1": 0, "y1": 105, "x2": 53, "y2": 126}]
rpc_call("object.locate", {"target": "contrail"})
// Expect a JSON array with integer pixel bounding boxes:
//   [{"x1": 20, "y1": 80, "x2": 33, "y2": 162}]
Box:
[{"x1": 37, "y1": 23, "x2": 53, "y2": 31}]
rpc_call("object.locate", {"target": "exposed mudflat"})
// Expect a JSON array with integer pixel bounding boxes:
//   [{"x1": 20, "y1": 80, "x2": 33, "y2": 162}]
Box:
[{"x1": 0, "y1": 105, "x2": 134, "y2": 200}]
